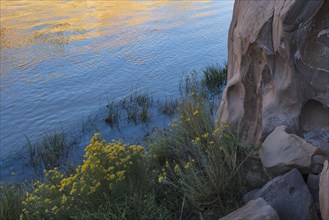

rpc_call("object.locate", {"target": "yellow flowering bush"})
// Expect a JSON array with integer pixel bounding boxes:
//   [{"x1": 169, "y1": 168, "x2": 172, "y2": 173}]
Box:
[
  {"x1": 149, "y1": 87, "x2": 250, "y2": 218},
  {"x1": 22, "y1": 133, "x2": 145, "y2": 219}
]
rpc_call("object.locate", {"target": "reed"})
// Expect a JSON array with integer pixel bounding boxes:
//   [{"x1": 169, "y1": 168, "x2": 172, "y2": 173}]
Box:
[
  {"x1": 25, "y1": 130, "x2": 68, "y2": 171},
  {"x1": 158, "y1": 98, "x2": 179, "y2": 116},
  {"x1": 202, "y1": 64, "x2": 227, "y2": 93},
  {"x1": 105, "y1": 99, "x2": 120, "y2": 127}
]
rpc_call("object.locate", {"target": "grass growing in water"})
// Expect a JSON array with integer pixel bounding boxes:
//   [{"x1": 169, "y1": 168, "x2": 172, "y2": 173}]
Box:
[
  {"x1": 103, "y1": 65, "x2": 227, "y2": 127},
  {"x1": 104, "y1": 92, "x2": 153, "y2": 125},
  {"x1": 202, "y1": 64, "x2": 227, "y2": 93},
  {"x1": 121, "y1": 92, "x2": 153, "y2": 124},
  {"x1": 25, "y1": 131, "x2": 68, "y2": 171},
  {"x1": 158, "y1": 98, "x2": 179, "y2": 116},
  {"x1": 105, "y1": 98, "x2": 120, "y2": 127}
]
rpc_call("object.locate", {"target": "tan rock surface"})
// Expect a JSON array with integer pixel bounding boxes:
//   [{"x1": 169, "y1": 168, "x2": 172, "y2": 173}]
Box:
[
  {"x1": 320, "y1": 160, "x2": 329, "y2": 220},
  {"x1": 259, "y1": 125, "x2": 318, "y2": 174},
  {"x1": 217, "y1": 0, "x2": 329, "y2": 147}
]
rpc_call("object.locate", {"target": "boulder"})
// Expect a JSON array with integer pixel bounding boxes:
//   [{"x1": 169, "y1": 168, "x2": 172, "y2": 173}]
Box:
[
  {"x1": 220, "y1": 197, "x2": 279, "y2": 220},
  {"x1": 216, "y1": 0, "x2": 329, "y2": 147},
  {"x1": 259, "y1": 125, "x2": 318, "y2": 175},
  {"x1": 247, "y1": 169, "x2": 318, "y2": 220},
  {"x1": 307, "y1": 174, "x2": 320, "y2": 207},
  {"x1": 320, "y1": 160, "x2": 329, "y2": 220}
]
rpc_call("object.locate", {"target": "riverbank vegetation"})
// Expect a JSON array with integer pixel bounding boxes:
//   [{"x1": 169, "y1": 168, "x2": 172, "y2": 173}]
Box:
[{"x1": 1, "y1": 65, "x2": 253, "y2": 219}]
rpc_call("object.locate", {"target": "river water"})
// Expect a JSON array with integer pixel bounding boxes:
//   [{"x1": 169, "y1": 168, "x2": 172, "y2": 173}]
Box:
[{"x1": 0, "y1": 1, "x2": 234, "y2": 162}]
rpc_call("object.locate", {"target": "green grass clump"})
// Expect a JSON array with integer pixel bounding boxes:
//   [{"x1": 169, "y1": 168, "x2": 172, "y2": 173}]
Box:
[
  {"x1": 202, "y1": 65, "x2": 227, "y2": 93},
  {"x1": 0, "y1": 184, "x2": 24, "y2": 220},
  {"x1": 105, "y1": 99, "x2": 120, "y2": 127},
  {"x1": 148, "y1": 92, "x2": 250, "y2": 219},
  {"x1": 79, "y1": 193, "x2": 171, "y2": 220},
  {"x1": 179, "y1": 66, "x2": 227, "y2": 114},
  {"x1": 122, "y1": 92, "x2": 153, "y2": 124},
  {"x1": 158, "y1": 98, "x2": 179, "y2": 116},
  {"x1": 25, "y1": 131, "x2": 68, "y2": 171},
  {"x1": 104, "y1": 92, "x2": 153, "y2": 125}
]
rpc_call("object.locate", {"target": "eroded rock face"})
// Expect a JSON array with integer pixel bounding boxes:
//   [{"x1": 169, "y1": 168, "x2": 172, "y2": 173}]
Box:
[{"x1": 217, "y1": 0, "x2": 329, "y2": 147}]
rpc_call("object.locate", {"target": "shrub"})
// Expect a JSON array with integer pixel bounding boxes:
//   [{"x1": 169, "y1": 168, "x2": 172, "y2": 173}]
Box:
[
  {"x1": 22, "y1": 134, "x2": 147, "y2": 219},
  {"x1": 148, "y1": 95, "x2": 250, "y2": 219}
]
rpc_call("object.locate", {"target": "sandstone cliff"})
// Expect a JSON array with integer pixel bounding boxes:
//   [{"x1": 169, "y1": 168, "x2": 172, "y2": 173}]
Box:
[{"x1": 217, "y1": 0, "x2": 328, "y2": 148}]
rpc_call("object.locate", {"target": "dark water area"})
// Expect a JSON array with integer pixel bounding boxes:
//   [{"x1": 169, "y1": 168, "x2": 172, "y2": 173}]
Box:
[{"x1": 0, "y1": 0, "x2": 234, "y2": 181}]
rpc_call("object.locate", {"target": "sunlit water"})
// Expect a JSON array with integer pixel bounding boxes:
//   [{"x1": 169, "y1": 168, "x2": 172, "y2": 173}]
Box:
[{"x1": 0, "y1": 1, "x2": 234, "y2": 167}]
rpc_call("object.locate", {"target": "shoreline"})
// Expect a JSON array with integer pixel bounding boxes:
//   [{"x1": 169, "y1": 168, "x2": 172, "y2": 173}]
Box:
[{"x1": 0, "y1": 65, "x2": 226, "y2": 183}]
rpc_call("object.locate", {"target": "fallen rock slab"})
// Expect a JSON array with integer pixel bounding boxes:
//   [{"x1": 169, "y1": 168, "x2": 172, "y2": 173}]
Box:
[
  {"x1": 220, "y1": 197, "x2": 279, "y2": 220},
  {"x1": 259, "y1": 125, "x2": 318, "y2": 175},
  {"x1": 247, "y1": 169, "x2": 318, "y2": 220},
  {"x1": 320, "y1": 160, "x2": 329, "y2": 220}
]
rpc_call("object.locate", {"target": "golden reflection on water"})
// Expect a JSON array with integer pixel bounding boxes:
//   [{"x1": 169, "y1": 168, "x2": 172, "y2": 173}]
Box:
[
  {"x1": 1, "y1": 1, "x2": 150, "y2": 49},
  {"x1": 0, "y1": 0, "x2": 212, "y2": 51},
  {"x1": 1, "y1": 0, "x2": 234, "y2": 161}
]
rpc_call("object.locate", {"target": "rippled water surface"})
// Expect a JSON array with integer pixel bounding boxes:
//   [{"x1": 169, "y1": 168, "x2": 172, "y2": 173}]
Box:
[{"x1": 0, "y1": 0, "x2": 234, "y2": 159}]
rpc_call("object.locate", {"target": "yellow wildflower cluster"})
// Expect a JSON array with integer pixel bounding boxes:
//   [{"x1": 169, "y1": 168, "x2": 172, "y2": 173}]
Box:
[
  {"x1": 192, "y1": 110, "x2": 199, "y2": 116},
  {"x1": 158, "y1": 158, "x2": 196, "y2": 186},
  {"x1": 22, "y1": 133, "x2": 144, "y2": 219},
  {"x1": 202, "y1": 132, "x2": 209, "y2": 139},
  {"x1": 158, "y1": 168, "x2": 167, "y2": 183},
  {"x1": 184, "y1": 159, "x2": 195, "y2": 170},
  {"x1": 192, "y1": 136, "x2": 201, "y2": 144},
  {"x1": 174, "y1": 164, "x2": 181, "y2": 174},
  {"x1": 170, "y1": 123, "x2": 178, "y2": 128}
]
